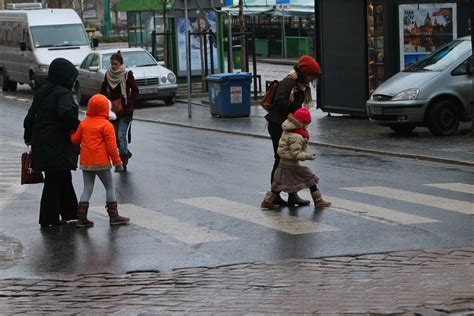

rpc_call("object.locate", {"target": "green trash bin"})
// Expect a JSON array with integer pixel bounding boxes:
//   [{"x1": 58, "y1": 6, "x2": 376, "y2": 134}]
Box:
[{"x1": 232, "y1": 45, "x2": 241, "y2": 69}]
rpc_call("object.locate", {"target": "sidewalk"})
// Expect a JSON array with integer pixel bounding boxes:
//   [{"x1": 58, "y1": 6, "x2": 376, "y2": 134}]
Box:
[
  {"x1": 134, "y1": 100, "x2": 474, "y2": 166},
  {"x1": 1, "y1": 248, "x2": 473, "y2": 314}
]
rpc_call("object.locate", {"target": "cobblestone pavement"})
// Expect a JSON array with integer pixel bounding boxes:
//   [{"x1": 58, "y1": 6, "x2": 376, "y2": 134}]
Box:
[{"x1": 0, "y1": 248, "x2": 472, "y2": 314}]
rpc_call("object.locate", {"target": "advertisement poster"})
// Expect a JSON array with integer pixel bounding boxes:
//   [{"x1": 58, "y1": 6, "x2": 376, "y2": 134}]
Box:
[
  {"x1": 399, "y1": 3, "x2": 457, "y2": 70},
  {"x1": 176, "y1": 11, "x2": 219, "y2": 76}
]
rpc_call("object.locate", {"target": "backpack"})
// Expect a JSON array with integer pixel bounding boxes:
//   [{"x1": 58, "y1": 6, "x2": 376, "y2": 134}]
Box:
[{"x1": 260, "y1": 80, "x2": 279, "y2": 111}]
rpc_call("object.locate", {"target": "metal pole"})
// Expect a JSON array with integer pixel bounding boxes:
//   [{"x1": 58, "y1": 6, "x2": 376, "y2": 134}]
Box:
[
  {"x1": 184, "y1": 0, "x2": 192, "y2": 118},
  {"x1": 151, "y1": 30, "x2": 156, "y2": 59},
  {"x1": 281, "y1": 8, "x2": 285, "y2": 58},
  {"x1": 228, "y1": 13, "x2": 233, "y2": 72},
  {"x1": 102, "y1": 0, "x2": 112, "y2": 37},
  {"x1": 209, "y1": 32, "x2": 215, "y2": 74},
  {"x1": 252, "y1": 34, "x2": 257, "y2": 101},
  {"x1": 470, "y1": 0, "x2": 474, "y2": 135}
]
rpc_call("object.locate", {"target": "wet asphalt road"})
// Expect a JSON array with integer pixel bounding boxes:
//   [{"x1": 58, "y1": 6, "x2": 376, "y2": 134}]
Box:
[{"x1": 0, "y1": 96, "x2": 473, "y2": 279}]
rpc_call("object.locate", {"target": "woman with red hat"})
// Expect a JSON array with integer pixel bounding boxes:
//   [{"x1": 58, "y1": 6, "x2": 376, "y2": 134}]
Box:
[
  {"x1": 261, "y1": 107, "x2": 331, "y2": 209},
  {"x1": 263, "y1": 55, "x2": 321, "y2": 207}
]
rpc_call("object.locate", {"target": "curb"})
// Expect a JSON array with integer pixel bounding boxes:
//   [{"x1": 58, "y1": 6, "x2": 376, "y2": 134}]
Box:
[{"x1": 134, "y1": 116, "x2": 474, "y2": 167}]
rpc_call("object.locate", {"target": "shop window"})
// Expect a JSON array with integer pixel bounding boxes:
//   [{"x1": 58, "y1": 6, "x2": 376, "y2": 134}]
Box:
[{"x1": 367, "y1": 0, "x2": 384, "y2": 95}]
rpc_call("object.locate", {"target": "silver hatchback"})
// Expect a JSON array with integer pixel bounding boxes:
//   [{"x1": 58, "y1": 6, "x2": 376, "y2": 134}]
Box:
[
  {"x1": 366, "y1": 36, "x2": 473, "y2": 135},
  {"x1": 75, "y1": 48, "x2": 178, "y2": 105}
]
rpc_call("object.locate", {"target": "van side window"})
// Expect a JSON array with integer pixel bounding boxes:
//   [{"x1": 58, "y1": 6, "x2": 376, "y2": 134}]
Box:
[
  {"x1": 22, "y1": 28, "x2": 31, "y2": 50},
  {"x1": 451, "y1": 59, "x2": 469, "y2": 76}
]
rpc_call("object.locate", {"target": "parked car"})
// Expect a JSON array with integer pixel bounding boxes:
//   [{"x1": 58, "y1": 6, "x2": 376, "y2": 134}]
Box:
[
  {"x1": 75, "y1": 48, "x2": 177, "y2": 105},
  {"x1": 366, "y1": 36, "x2": 473, "y2": 135}
]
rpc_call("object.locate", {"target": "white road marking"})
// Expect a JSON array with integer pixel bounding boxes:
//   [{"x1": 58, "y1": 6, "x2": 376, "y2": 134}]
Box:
[
  {"x1": 344, "y1": 186, "x2": 474, "y2": 215},
  {"x1": 90, "y1": 204, "x2": 239, "y2": 244},
  {"x1": 425, "y1": 183, "x2": 474, "y2": 195},
  {"x1": 177, "y1": 196, "x2": 338, "y2": 234},
  {"x1": 295, "y1": 192, "x2": 438, "y2": 225}
]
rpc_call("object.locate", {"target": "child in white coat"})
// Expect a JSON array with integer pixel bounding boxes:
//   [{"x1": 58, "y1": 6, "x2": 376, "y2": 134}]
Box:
[{"x1": 261, "y1": 107, "x2": 331, "y2": 209}]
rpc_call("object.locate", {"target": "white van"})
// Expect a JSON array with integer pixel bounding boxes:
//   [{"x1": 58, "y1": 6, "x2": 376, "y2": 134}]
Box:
[{"x1": 0, "y1": 8, "x2": 92, "y2": 91}]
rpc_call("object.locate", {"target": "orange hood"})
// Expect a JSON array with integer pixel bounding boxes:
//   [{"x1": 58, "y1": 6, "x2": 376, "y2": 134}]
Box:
[{"x1": 86, "y1": 94, "x2": 111, "y2": 119}]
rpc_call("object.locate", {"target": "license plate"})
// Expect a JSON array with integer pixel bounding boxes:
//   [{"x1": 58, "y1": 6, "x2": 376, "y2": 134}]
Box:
[
  {"x1": 369, "y1": 106, "x2": 382, "y2": 115},
  {"x1": 140, "y1": 87, "x2": 158, "y2": 94}
]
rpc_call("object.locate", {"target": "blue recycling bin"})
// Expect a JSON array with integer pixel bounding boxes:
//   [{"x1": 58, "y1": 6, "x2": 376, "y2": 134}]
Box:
[{"x1": 205, "y1": 72, "x2": 252, "y2": 118}]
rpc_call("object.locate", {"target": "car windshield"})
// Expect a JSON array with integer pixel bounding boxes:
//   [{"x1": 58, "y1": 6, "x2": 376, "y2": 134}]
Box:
[
  {"x1": 30, "y1": 24, "x2": 89, "y2": 48},
  {"x1": 102, "y1": 51, "x2": 157, "y2": 69},
  {"x1": 405, "y1": 40, "x2": 471, "y2": 72}
]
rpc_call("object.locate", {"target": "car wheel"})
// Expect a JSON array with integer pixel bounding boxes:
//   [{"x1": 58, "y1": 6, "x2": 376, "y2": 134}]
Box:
[
  {"x1": 29, "y1": 72, "x2": 37, "y2": 91},
  {"x1": 75, "y1": 83, "x2": 86, "y2": 105},
  {"x1": 164, "y1": 96, "x2": 175, "y2": 105},
  {"x1": 1, "y1": 74, "x2": 16, "y2": 92},
  {"x1": 8, "y1": 78, "x2": 17, "y2": 91},
  {"x1": 426, "y1": 99, "x2": 460, "y2": 136},
  {"x1": 0, "y1": 73, "x2": 5, "y2": 91},
  {"x1": 389, "y1": 123, "x2": 416, "y2": 135}
]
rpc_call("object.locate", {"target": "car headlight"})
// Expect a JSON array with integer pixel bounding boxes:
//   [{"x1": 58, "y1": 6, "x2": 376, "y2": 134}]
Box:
[
  {"x1": 392, "y1": 89, "x2": 420, "y2": 101},
  {"x1": 161, "y1": 76, "x2": 167, "y2": 83},
  {"x1": 167, "y1": 72, "x2": 176, "y2": 83},
  {"x1": 38, "y1": 64, "x2": 49, "y2": 73}
]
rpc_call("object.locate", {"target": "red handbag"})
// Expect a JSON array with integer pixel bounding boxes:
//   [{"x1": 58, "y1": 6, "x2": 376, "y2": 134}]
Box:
[{"x1": 21, "y1": 148, "x2": 44, "y2": 185}]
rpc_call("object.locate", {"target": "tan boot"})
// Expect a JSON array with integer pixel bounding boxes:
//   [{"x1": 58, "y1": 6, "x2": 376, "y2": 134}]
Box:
[
  {"x1": 105, "y1": 202, "x2": 130, "y2": 225},
  {"x1": 260, "y1": 192, "x2": 280, "y2": 209},
  {"x1": 76, "y1": 202, "x2": 94, "y2": 228},
  {"x1": 311, "y1": 190, "x2": 332, "y2": 208}
]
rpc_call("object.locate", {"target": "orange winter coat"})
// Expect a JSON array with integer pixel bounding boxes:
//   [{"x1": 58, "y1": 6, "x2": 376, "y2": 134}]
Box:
[{"x1": 71, "y1": 94, "x2": 122, "y2": 170}]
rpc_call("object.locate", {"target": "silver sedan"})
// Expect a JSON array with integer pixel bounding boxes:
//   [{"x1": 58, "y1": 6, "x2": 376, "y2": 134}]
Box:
[{"x1": 75, "y1": 48, "x2": 178, "y2": 105}]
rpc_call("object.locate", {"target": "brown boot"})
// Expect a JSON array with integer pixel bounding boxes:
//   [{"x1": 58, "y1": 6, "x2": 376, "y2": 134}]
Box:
[
  {"x1": 260, "y1": 192, "x2": 280, "y2": 209},
  {"x1": 105, "y1": 202, "x2": 130, "y2": 225},
  {"x1": 76, "y1": 202, "x2": 94, "y2": 228},
  {"x1": 311, "y1": 190, "x2": 332, "y2": 208}
]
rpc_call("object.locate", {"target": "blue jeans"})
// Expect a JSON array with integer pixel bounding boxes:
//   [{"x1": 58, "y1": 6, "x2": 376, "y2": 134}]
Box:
[{"x1": 114, "y1": 113, "x2": 132, "y2": 157}]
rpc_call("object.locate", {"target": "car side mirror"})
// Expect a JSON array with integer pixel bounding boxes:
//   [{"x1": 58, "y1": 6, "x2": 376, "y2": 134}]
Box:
[
  {"x1": 88, "y1": 66, "x2": 99, "y2": 72},
  {"x1": 20, "y1": 41, "x2": 27, "y2": 51},
  {"x1": 91, "y1": 38, "x2": 99, "y2": 49}
]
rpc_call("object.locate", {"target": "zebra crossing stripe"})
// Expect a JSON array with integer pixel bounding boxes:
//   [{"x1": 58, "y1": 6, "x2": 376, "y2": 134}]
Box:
[
  {"x1": 425, "y1": 183, "x2": 474, "y2": 195},
  {"x1": 177, "y1": 196, "x2": 338, "y2": 234},
  {"x1": 294, "y1": 192, "x2": 438, "y2": 225},
  {"x1": 90, "y1": 204, "x2": 239, "y2": 244},
  {"x1": 344, "y1": 186, "x2": 474, "y2": 215}
]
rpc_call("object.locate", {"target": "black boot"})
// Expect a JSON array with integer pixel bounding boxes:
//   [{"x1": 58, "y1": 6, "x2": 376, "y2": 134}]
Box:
[
  {"x1": 288, "y1": 192, "x2": 311, "y2": 207},
  {"x1": 273, "y1": 193, "x2": 288, "y2": 207}
]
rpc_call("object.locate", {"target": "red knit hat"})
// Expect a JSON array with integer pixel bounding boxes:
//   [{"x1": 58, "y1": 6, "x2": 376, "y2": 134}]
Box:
[
  {"x1": 298, "y1": 55, "x2": 321, "y2": 76},
  {"x1": 293, "y1": 107, "x2": 312, "y2": 125}
]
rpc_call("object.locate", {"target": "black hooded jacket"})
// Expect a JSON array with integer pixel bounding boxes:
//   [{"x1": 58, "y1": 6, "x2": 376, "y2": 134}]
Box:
[{"x1": 23, "y1": 58, "x2": 80, "y2": 171}]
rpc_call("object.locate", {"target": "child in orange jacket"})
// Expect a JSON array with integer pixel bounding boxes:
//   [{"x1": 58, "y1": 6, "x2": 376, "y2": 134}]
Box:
[{"x1": 71, "y1": 94, "x2": 129, "y2": 227}]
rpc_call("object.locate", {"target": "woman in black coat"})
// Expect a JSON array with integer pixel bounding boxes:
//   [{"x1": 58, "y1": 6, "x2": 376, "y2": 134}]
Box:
[
  {"x1": 264, "y1": 55, "x2": 321, "y2": 207},
  {"x1": 24, "y1": 58, "x2": 81, "y2": 228}
]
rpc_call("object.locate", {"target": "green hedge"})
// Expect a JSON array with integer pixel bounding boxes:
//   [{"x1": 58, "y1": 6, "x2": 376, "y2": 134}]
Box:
[{"x1": 99, "y1": 36, "x2": 129, "y2": 43}]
